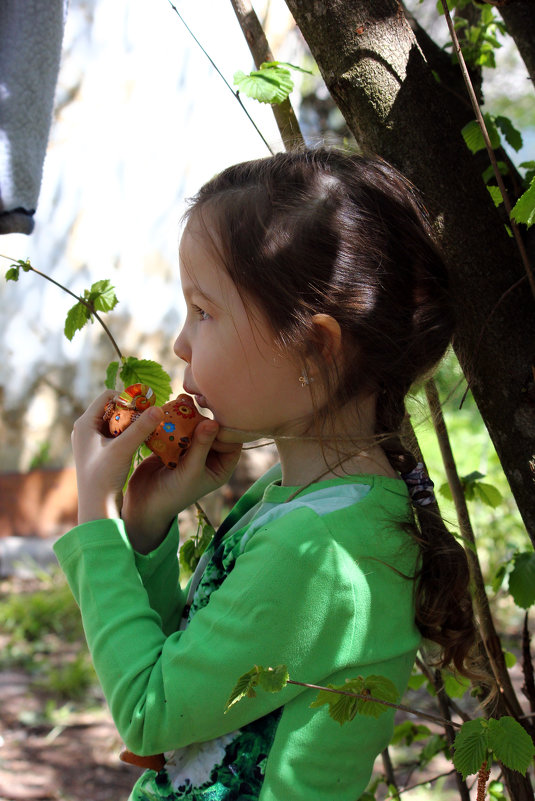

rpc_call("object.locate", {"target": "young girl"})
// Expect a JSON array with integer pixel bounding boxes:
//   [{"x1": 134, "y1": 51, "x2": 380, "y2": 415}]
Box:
[{"x1": 54, "y1": 148, "x2": 477, "y2": 801}]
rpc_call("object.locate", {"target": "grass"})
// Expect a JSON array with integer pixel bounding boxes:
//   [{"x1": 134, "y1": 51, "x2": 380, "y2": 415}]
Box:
[{"x1": 0, "y1": 568, "x2": 97, "y2": 701}]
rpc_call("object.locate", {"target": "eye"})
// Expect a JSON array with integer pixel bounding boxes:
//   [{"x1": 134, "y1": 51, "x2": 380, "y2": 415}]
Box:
[{"x1": 192, "y1": 304, "x2": 211, "y2": 321}]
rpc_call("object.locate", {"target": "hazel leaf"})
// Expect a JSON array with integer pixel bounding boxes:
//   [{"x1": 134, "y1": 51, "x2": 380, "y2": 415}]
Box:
[
  {"x1": 453, "y1": 718, "x2": 489, "y2": 780},
  {"x1": 119, "y1": 358, "x2": 172, "y2": 406},
  {"x1": 488, "y1": 716, "x2": 535, "y2": 774},
  {"x1": 64, "y1": 301, "x2": 91, "y2": 341}
]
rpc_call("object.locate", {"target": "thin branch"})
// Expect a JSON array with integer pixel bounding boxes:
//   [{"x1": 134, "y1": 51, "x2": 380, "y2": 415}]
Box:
[
  {"x1": 1, "y1": 255, "x2": 123, "y2": 361},
  {"x1": 229, "y1": 0, "x2": 305, "y2": 150},
  {"x1": 415, "y1": 656, "x2": 471, "y2": 723},
  {"x1": 382, "y1": 747, "x2": 401, "y2": 800},
  {"x1": 165, "y1": 0, "x2": 274, "y2": 154},
  {"x1": 386, "y1": 768, "x2": 458, "y2": 799},
  {"x1": 424, "y1": 378, "x2": 525, "y2": 721},
  {"x1": 439, "y1": 0, "x2": 535, "y2": 299},
  {"x1": 521, "y1": 611, "x2": 535, "y2": 716},
  {"x1": 287, "y1": 679, "x2": 464, "y2": 729},
  {"x1": 434, "y1": 669, "x2": 472, "y2": 801}
]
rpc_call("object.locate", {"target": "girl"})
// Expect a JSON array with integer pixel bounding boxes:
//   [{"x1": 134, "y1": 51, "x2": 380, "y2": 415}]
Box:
[{"x1": 54, "y1": 148, "x2": 477, "y2": 801}]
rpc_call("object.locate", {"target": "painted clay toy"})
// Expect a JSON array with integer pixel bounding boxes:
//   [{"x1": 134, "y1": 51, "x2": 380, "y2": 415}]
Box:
[{"x1": 103, "y1": 383, "x2": 203, "y2": 468}]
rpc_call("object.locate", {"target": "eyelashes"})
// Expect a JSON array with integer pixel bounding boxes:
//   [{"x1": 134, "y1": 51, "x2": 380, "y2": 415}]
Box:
[{"x1": 191, "y1": 304, "x2": 211, "y2": 321}]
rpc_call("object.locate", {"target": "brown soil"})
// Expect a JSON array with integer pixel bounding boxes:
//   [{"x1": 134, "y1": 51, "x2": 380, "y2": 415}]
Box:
[
  {"x1": 0, "y1": 573, "x2": 140, "y2": 801},
  {"x1": 0, "y1": 664, "x2": 141, "y2": 801}
]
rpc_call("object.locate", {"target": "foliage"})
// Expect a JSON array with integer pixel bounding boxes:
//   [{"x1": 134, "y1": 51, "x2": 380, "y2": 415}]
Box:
[
  {"x1": 453, "y1": 717, "x2": 534, "y2": 780},
  {"x1": 64, "y1": 279, "x2": 118, "y2": 340},
  {"x1": 0, "y1": 570, "x2": 97, "y2": 700},
  {"x1": 179, "y1": 504, "x2": 216, "y2": 579},
  {"x1": 227, "y1": 664, "x2": 535, "y2": 789},
  {"x1": 233, "y1": 61, "x2": 311, "y2": 105},
  {"x1": 225, "y1": 664, "x2": 290, "y2": 712}
]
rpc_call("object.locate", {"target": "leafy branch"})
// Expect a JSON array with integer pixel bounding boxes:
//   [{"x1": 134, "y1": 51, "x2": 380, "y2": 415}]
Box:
[
  {"x1": 226, "y1": 664, "x2": 535, "y2": 797},
  {"x1": 2, "y1": 255, "x2": 172, "y2": 403},
  {"x1": 3, "y1": 256, "x2": 123, "y2": 360},
  {"x1": 439, "y1": 0, "x2": 535, "y2": 297}
]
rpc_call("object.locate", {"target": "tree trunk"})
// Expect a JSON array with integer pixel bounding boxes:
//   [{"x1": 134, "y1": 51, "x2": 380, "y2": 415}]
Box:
[
  {"x1": 499, "y1": 0, "x2": 535, "y2": 88},
  {"x1": 285, "y1": 0, "x2": 535, "y2": 550}
]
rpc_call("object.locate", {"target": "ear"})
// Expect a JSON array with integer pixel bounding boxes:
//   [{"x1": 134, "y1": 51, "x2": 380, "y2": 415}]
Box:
[{"x1": 308, "y1": 313, "x2": 343, "y2": 367}]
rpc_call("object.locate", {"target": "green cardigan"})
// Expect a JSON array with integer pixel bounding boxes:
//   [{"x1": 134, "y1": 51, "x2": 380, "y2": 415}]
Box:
[{"x1": 54, "y1": 466, "x2": 421, "y2": 801}]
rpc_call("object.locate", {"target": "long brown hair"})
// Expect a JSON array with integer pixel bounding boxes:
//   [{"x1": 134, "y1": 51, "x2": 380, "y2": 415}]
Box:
[{"x1": 185, "y1": 147, "x2": 477, "y2": 678}]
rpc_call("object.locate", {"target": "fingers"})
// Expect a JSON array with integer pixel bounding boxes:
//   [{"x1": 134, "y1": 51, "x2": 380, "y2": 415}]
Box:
[{"x1": 111, "y1": 406, "x2": 164, "y2": 454}]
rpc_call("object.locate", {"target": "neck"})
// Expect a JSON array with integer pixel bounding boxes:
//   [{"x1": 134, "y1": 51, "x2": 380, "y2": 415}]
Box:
[{"x1": 274, "y1": 399, "x2": 398, "y2": 487}]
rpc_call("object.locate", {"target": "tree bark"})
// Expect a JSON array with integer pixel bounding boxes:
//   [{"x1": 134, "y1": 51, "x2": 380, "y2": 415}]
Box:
[
  {"x1": 499, "y1": 0, "x2": 535, "y2": 88},
  {"x1": 285, "y1": 0, "x2": 535, "y2": 550}
]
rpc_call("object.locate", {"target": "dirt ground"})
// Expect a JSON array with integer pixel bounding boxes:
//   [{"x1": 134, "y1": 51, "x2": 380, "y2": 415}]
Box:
[{"x1": 0, "y1": 664, "x2": 140, "y2": 801}]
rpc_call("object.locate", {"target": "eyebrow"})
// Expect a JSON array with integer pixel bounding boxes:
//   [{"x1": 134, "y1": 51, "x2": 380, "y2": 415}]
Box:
[{"x1": 182, "y1": 278, "x2": 223, "y2": 311}]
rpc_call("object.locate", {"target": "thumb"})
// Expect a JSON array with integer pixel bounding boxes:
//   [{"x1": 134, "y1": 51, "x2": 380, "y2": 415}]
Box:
[
  {"x1": 118, "y1": 406, "x2": 164, "y2": 452},
  {"x1": 184, "y1": 419, "x2": 219, "y2": 467}
]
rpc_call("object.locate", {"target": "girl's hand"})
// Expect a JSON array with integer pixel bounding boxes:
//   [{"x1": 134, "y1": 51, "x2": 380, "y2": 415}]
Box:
[
  {"x1": 72, "y1": 390, "x2": 242, "y2": 553},
  {"x1": 72, "y1": 390, "x2": 165, "y2": 525},
  {"x1": 121, "y1": 419, "x2": 242, "y2": 553}
]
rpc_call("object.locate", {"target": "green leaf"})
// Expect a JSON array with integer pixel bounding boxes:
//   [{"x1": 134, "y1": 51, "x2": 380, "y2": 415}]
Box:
[
  {"x1": 407, "y1": 672, "x2": 427, "y2": 691},
  {"x1": 495, "y1": 116, "x2": 523, "y2": 152},
  {"x1": 442, "y1": 672, "x2": 471, "y2": 699},
  {"x1": 492, "y1": 563, "x2": 507, "y2": 593},
  {"x1": 488, "y1": 780, "x2": 506, "y2": 800},
  {"x1": 105, "y1": 361, "x2": 120, "y2": 390},
  {"x1": 520, "y1": 161, "x2": 535, "y2": 184},
  {"x1": 511, "y1": 178, "x2": 535, "y2": 229},
  {"x1": 119, "y1": 358, "x2": 172, "y2": 406},
  {"x1": 179, "y1": 538, "x2": 196, "y2": 574},
  {"x1": 269, "y1": 60, "x2": 312, "y2": 75},
  {"x1": 508, "y1": 551, "x2": 535, "y2": 608},
  {"x1": 234, "y1": 65, "x2": 294, "y2": 104},
  {"x1": 487, "y1": 185, "x2": 504, "y2": 208},
  {"x1": 453, "y1": 718, "x2": 489, "y2": 780},
  {"x1": 438, "y1": 481, "x2": 452, "y2": 501},
  {"x1": 461, "y1": 116, "x2": 500, "y2": 154},
  {"x1": 482, "y1": 162, "x2": 508, "y2": 184},
  {"x1": 310, "y1": 675, "x2": 398, "y2": 724},
  {"x1": 225, "y1": 666, "x2": 262, "y2": 711},
  {"x1": 86, "y1": 278, "x2": 119, "y2": 313},
  {"x1": 64, "y1": 301, "x2": 90, "y2": 341},
  {"x1": 473, "y1": 481, "x2": 502, "y2": 508},
  {"x1": 503, "y1": 650, "x2": 516, "y2": 669},
  {"x1": 5, "y1": 266, "x2": 19, "y2": 281},
  {"x1": 257, "y1": 665, "x2": 289, "y2": 694},
  {"x1": 420, "y1": 733, "x2": 449, "y2": 767},
  {"x1": 391, "y1": 721, "x2": 431, "y2": 746},
  {"x1": 488, "y1": 717, "x2": 535, "y2": 773}
]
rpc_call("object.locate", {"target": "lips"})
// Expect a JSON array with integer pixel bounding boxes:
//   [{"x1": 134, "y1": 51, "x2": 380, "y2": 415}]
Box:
[{"x1": 183, "y1": 383, "x2": 209, "y2": 410}]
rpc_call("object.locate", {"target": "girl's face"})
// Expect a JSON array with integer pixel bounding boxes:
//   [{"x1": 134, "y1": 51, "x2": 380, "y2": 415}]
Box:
[{"x1": 173, "y1": 215, "x2": 315, "y2": 441}]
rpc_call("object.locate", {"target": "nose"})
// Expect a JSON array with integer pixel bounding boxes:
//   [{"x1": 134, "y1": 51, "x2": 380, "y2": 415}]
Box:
[{"x1": 173, "y1": 325, "x2": 190, "y2": 364}]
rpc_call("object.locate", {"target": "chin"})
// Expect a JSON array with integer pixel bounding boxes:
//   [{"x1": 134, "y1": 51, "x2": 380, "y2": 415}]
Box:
[{"x1": 216, "y1": 425, "x2": 266, "y2": 445}]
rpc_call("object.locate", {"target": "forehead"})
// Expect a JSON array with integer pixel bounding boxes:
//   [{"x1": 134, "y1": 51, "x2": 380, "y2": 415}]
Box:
[{"x1": 179, "y1": 212, "x2": 230, "y2": 297}]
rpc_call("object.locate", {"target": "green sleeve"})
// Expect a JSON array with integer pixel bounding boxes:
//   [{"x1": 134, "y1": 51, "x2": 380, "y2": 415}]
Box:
[
  {"x1": 53, "y1": 506, "x2": 360, "y2": 757},
  {"x1": 132, "y1": 517, "x2": 187, "y2": 636}
]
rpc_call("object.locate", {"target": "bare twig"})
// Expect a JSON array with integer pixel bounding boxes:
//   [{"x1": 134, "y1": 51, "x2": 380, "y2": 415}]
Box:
[
  {"x1": 382, "y1": 747, "x2": 401, "y2": 800},
  {"x1": 521, "y1": 611, "x2": 535, "y2": 716},
  {"x1": 165, "y1": 0, "x2": 274, "y2": 154}
]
